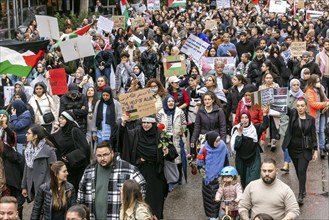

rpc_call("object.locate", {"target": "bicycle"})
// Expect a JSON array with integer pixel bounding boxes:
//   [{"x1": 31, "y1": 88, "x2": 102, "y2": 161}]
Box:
[{"x1": 218, "y1": 199, "x2": 240, "y2": 220}]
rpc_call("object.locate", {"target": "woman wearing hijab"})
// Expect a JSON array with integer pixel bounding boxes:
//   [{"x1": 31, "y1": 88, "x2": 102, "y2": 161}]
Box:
[
  {"x1": 157, "y1": 95, "x2": 187, "y2": 186},
  {"x1": 279, "y1": 79, "x2": 308, "y2": 172},
  {"x1": 196, "y1": 131, "x2": 229, "y2": 220},
  {"x1": 230, "y1": 106, "x2": 269, "y2": 189},
  {"x1": 21, "y1": 124, "x2": 57, "y2": 203},
  {"x1": 120, "y1": 116, "x2": 177, "y2": 219},
  {"x1": 91, "y1": 87, "x2": 122, "y2": 149},
  {"x1": 46, "y1": 111, "x2": 90, "y2": 193},
  {"x1": 10, "y1": 100, "x2": 33, "y2": 154}
]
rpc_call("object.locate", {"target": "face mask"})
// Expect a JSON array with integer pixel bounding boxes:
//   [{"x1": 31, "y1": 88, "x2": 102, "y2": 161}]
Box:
[
  {"x1": 316, "y1": 82, "x2": 321, "y2": 88},
  {"x1": 151, "y1": 88, "x2": 158, "y2": 94}
]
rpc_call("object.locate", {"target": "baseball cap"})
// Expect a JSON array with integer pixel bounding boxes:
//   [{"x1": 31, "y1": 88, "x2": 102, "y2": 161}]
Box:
[{"x1": 168, "y1": 76, "x2": 180, "y2": 84}]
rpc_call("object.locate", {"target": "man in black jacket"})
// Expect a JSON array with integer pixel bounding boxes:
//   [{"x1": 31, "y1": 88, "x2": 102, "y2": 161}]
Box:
[
  {"x1": 247, "y1": 47, "x2": 266, "y2": 87},
  {"x1": 292, "y1": 51, "x2": 322, "y2": 79},
  {"x1": 236, "y1": 32, "x2": 255, "y2": 60}
]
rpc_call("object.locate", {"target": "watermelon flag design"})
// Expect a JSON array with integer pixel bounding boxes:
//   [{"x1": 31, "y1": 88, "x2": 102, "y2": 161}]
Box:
[
  {"x1": 168, "y1": 0, "x2": 186, "y2": 8},
  {"x1": 131, "y1": 34, "x2": 142, "y2": 46},
  {"x1": 74, "y1": 23, "x2": 92, "y2": 36},
  {"x1": 120, "y1": 0, "x2": 130, "y2": 28},
  {"x1": 0, "y1": 46, "x2": 44, "y2": 77}
]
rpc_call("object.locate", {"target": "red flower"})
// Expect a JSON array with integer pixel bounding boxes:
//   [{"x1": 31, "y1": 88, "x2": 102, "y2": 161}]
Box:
[
  {"x1": 197, "y1": 154, "x2": 204, "y2": 161},
  {"x1": 157, "y1": 123, "x2": 165, "y2": 131},
  {"x1": 191, "y1": 166, "x2": 197, "y2": 175}
]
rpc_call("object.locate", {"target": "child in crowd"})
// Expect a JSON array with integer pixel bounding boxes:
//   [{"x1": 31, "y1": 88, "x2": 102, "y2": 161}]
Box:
[{"x1": 215, "y1": 166, "x2": 242, "y2": 220}]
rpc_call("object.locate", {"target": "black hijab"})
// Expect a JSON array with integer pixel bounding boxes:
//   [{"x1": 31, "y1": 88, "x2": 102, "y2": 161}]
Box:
[
  {"x1": 61, "y1": 111, "x2": 79, "y2": 136},
  {"x1": 136, "y1": 123, "x2": 158, "y2": 162},
  {"x1": 206, "y1": 131, "x2": 220, "y2": 148},
  {"x1": 96, "y1": 87, "x2": 116, "y2": 130}
]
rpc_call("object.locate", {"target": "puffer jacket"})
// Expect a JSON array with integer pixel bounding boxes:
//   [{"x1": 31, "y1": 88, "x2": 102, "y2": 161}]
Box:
[
  {"x1": 10, "y1": 110, "x2": 32, "y2": 144},
  {"x1": 29, "y1": 94, "x2": 58, "y2": 125},
  {"x1": 191, "y1": 104, "x2": 227, "y2": 144},
  {"x1": 215, "y1": 182, "x2": 243, "y2": 211},
  {"x1": 31, "y1": 181, "x2": 76, "y2": 220}
]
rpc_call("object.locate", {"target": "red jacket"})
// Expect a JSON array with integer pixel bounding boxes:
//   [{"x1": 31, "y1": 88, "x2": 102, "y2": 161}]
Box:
[{"x1": 233, "y1": 100, "x2": 263, "y2": 126}]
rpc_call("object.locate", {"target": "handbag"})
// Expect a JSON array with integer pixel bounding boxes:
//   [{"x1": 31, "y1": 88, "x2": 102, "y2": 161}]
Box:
[
  {"x1": 163, "y1": 160, "x2": 179, "y2": 184},
  {"x1": 298, "y1": 118, "x2": 312, "y2": 150},
  {"x1": 35, "y1": 98, "x2": 55, "y2": 124}
]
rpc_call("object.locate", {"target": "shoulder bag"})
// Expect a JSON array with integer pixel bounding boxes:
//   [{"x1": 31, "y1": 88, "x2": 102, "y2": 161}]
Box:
[{"x1": 35, "y1": 97, "x2": 55, "y2": 124}]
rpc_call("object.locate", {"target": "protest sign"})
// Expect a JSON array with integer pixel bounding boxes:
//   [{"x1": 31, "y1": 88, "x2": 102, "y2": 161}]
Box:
[
  {"x1": 214, "y1": 57, "x2": 236, "y2": 77},
  {"x1": 181, "y1": 34, "x2": 209, "y2": 61},
  {"x1": 290, "y1": 42, "x2": 306, "y2": 57},
  {"x1": 147, "y1": 0, "x2": 160, "y2": 10},
  {"x1": 216, "y1": 0, "x2": 230, "y2": 8},
  {"x1": 49, "y1": 68, "x2": 68, "y2": 95},
  {"x1": 118, "y1": 88, "x2": 156, "y2": 120},
  {"x1": 163, "y1": 55, "x2": 187, "y2": 77},
  {"x1": 30, "y1": 74, "x2": 50, "y2": 91},
  {"x1": 251, "y1": 88, "x2": 274, "y2": 110},
  {"x1": 112, "y1": 16, "x2": 125, "y2": 29},
  {"x1": 3, "y1": 86, "x2": 33, "y2": 106},
  {"x1": 131, "y1": 2, "x2": 147, "y2": 13},
  {"x1": 35, "y1": 15, "x2": 60, "y2": 40},
  {"x1": 306, "y1": 10, "x2": 323, "y2": 21},
  {"x1": 168, "y1": 0, "x2": 186, "y2": 8},
  {"x1": 131, "y1": 17, "x2": 145, "y2": 28},
  {"x1": 205, "y1": 20, "x2": 217, "y2": 30},
  {"x1": 297, "y1": 0, "x2": 304, "y2": 9},
  {"x1": 270, "y1": 87, "x2": 288, "y2": 113},
  {"x1": 60, "y1": 36, "x2": 95, "y2": 62},
  {"x1": 97, "y1": 16, "x2": 114, "y2": 33},
  {"x1": 269, "y1": 0, "x2": 286, "y2": 13}
]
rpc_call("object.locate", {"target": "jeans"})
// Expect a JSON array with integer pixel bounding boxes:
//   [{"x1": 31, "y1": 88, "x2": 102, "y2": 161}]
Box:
[
  {"x1": 283, "y1": 148, "x2": 292, "y2": 163},
  {"x1": 95, "y1": 67, "x2": 111, "y2": 86},
  {"x1": 318, "y1": 114, "x2": 327, "y2": 150}
]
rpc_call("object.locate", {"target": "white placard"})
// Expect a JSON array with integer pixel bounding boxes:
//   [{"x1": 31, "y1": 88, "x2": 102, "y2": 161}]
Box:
[
  {"x1": 97, "y1": 16, "x2": 114, "y2": 33},
  {"x1": 269, "y1": 0, "x2": 286, "y2": 13},
  {"x1": 216, "y1": 0, "x2": 230, "y2": 9},
  {"x1": 35, "y1": 15, "x2": 60, "y2": 40},
  {"x1": 60, "y1": 36, "x2": 95, "y2": 62},
  {"x1": 180, "y1": 34, "x2": 210, "y2": 61},
  {"x1": 30, "y1": 74, "x2": 50, "y2": 91},
  {"x1": 147, "y1": 0, "x2": 160, "y2": 10},
  {"x1": 4, "y1": 86, "x2": 33, "y2": 106},
  {"x1": 132, "y1": 2, "x2": 147, "y2": 13}
]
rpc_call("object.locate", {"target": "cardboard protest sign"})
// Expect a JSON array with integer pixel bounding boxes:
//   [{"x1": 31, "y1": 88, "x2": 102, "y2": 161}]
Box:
[
  {"x1": 216, "y1": 0, "x2": 230, "y2": 8},
  {"x1": 147, "y1": 0, "x2": 160, "y2": 10},
  {"x1": 205, "y1": 20, "x2": 217, "y2": 30},
  {"x1": 3, "y1": 86, "x2": 33, "y2": 106},
  {"x1": 251, "y1": 88, "x2": 274, "y2": 110},
  {"x1": 163, "y1": 55, "x2": 187, "y2": 77},
  {"x1": 269, "y1": 0, "x2": 286, "y2": 13},
  {"x1": 168, "y1": 0, "x2": 186, "y2": 8},
  {"x1": 270, "y1": 87, "x2": 288, "y2": 113},
  {"x1": 118, "y1": 88, "x2": 156, "y2": 120},
  {"x1": 297, "y1": 0, "x2": 304, "y2": 9},
  {"x1": 60, "y1": 36, "x2": 95, "y2": 62},
  {"x1": 290, "y1": 42, "x2": 306, "y2": 57},
  {"x1": 35, "y1": 15, "x2": 60, "y2": 40},
  {"x1": 49, "y1": 68, "x2": 68, "y2": 95},
  {"x1": 97, "y1": 16, "x2": 114, "y2": 33},
  {"x1": 181, "y1": 34, "x2": 209, "y2": 61},
  {"x1": 112, "y1": 16, "x2": 125, "y2": 29},
  {"x1": 131, "y1": 17, "x2": 145, "y2": 28}
]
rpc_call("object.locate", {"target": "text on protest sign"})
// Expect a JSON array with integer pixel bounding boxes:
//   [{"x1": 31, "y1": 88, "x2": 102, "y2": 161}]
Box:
[
  {"x1": 49, "y1": 68, "x2": 68, "y2": 95},
  {"x1": 269, "y1": 0, "x2": 286, "y2": 13},
  {"x1": 147, "y1": 0, "x2": 160, "y2": 10},
  {"x1": 97, "y1": 16, "x2": 114, "y2": 33},
  {"x1": 132, "y1": 2, "x2": 147, "y2": 13},
  {"x1": 118, "y1": 88, "x2": 156, "y2": 120},
  {"x1": 180, "y1": 34, "x2": 209, "y2": 61},
  {"x1": 131, "y1": 17, "x2": 146, "y2": 28},
  {"x1": 205, "y1": 20, "x2": 217, "y2": 30},
  {"x1": 60, "y1": 36, "x2": 95, "y2": 62},
  {"x1": 163, "y1": 55, "x2": 187, "y2": 77},
  {"x1": 112, "y1": 16, "x2": 125, "y2": 29},
  {"x1": 251, "y1": 88, "x2": 274, "y2": 110},
  {"x1": 290, "y1": 42, "x2": 307, "y2": 57},
  {"x1": 216, "y1": 0, "x2": 230, "y2": 9},
  {"x1": 270, "y1": 87, "x2": 288, "y2": 113},
  {"x1": 35, "y1": 15, "x2": 60, "y2": 40}
]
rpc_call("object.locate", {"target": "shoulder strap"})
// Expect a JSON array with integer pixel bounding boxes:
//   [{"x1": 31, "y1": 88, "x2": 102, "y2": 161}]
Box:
[{"x1": 35, "y1": 99, "x2": 43, "y2": 115}]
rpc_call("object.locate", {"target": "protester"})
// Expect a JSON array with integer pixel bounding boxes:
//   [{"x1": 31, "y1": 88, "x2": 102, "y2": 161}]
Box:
[{"x1": 0, "y1": 196, "x2": 19, "y2": 220}]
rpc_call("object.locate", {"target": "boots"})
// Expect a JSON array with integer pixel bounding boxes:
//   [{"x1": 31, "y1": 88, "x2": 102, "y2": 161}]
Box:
[
  {"x1": 297, "y1": 193, "x2": 304, "y2": 206},
  {"x1": 280, "y1": 162, "x2": 289, "y2": 172}
]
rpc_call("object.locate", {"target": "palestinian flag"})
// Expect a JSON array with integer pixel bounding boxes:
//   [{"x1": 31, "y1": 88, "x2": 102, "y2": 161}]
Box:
[
  {"x1": 168, "y1": 0, "x2": 186, "y2": 8},
  {"x1": 250, "y1": 0, "x2": 260, "y2": 13},
  {"x1": 120, "y1": 0, "x2": 129, "y2": 28},
  {"x1": 166, "y1": 62, "x2": 181, "y2": 71},
  {"x1": 0, "y1": 46, "x2": 44, "y2": 77},
  {"x1": 131, "y1": 34, "x2": 142, "y2": 47}
]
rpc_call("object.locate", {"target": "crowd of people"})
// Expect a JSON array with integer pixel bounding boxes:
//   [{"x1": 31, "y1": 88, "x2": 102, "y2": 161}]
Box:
[{"x1": 0, "y1": 0, "x2": 329, "y2": 219}]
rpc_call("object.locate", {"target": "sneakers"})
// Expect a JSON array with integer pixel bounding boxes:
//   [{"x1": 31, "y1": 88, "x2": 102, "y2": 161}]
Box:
[{"x1": 270, "y1": 139, "x2": 277, "y2": 152}]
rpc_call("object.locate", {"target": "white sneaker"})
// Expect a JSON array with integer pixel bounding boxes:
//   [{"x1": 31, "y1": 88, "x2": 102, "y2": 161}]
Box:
[{"x1": 226, "y1": 135, "x2": 231, "y2": 144}]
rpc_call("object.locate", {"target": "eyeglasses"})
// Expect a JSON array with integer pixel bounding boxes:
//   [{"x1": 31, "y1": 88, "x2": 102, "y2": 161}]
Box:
[{"x1": 96, "y1": 153, "x2": 111, "y2": 159}]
